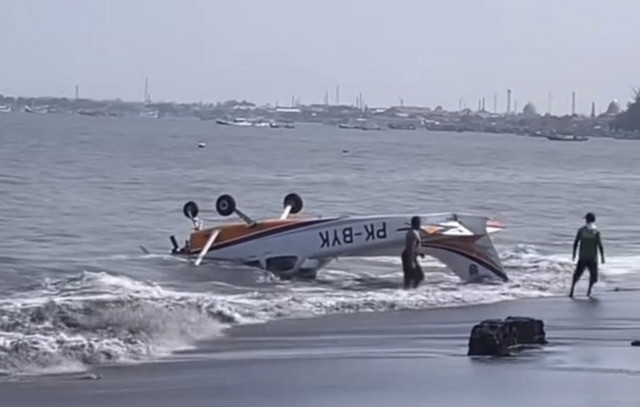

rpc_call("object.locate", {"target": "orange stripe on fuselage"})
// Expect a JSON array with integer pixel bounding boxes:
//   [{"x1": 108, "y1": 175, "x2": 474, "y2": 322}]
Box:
[{"x1": 189, "y1": 218, "x2": 310, "y2": 251}]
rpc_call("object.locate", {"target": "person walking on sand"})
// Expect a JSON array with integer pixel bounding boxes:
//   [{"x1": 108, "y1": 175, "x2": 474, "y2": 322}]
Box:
[
  {"x1": 401, "y1": 216, "x2": 425, "y2": 289},
  {"x1": 569, "y1": 212, "x2": 605, "y2": 298}
]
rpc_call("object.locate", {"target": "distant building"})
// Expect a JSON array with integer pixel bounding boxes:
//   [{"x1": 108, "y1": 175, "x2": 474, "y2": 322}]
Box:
[
  {"x1": 386, "y1": 106, "x2": 433, "y2": 117},
  {"x1": 606, "y1": 100, "x2": 621, "y2": 115},
  {"x1": 522, "y1": 102, "x2": 537, "y2": 117}
]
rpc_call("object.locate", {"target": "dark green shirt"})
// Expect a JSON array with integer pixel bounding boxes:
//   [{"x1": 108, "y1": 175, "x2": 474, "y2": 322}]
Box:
[{"x1": 574, "y1": 225, "x2": 603, "y2": 261}]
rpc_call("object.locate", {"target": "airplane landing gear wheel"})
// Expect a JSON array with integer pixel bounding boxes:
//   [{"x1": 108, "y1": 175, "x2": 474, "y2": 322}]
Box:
[
  {"x1": 216, "y1": 194, "x2": 236, "y2": 217},
  {"x1": 284, "y1": 193, "x2": 303, "y2": 214},
  {"x1": 183, "y1": 201, "x2": 199, "y2": 220}
]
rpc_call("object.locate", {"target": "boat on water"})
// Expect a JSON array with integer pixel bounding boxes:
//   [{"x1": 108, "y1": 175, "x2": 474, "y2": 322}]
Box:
[
  {"x1": 269, "y1": 122, "x2": 295, "y2": 129},
  {"x1": 140, "y1": 109, "x2": 159, "y2": 119},
  {"x1": 357, "y1": 123, "x2": 382, "y2": 131},
  {"x1": 546, "y1": 134, "x2": 588, "y2": 142},
  {"x1": 76, "y1": 109, "x2": 107, "y2": 117},
  {"x1": 216, "y1": 118, "x2": 253, "y2": 126},
  {"x1": 0, "y1": 105, "x2": 12, "y2": 113},
  {"x1": 23, "y1": 105, "x2": 49, "y2": 114},
  {"x1": 216, "y1": 118, "x2": 295, "y2": 128},
  {"x1": 388, "y1": 122, "x2": 417, "y2": 130},
  {"x1": 338, "y1": 119, "x2": 382, "y2": 131}
]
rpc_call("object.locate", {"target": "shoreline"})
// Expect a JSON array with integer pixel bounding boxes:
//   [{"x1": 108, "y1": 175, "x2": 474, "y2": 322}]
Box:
[
  {"x1": 1, "y1": 287, "x2": 550, "y2": 378},
  {"x1": 5, "y1": 288, "x2": 640, "y2": 384},
  {"x1": 5, "y1": 283, "x2": 636, "y2": 376},
  {"x1": 3, "y1": 286, "x2": 640, "y2": 406},
  {"x1": 2, "y1": 107, "x2": 633, "y2": 141}
]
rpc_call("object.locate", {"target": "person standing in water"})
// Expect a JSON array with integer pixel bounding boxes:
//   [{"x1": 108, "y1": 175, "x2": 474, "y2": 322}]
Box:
[
  {"x1": 401, "y1": 216, "x2": 425, "y2": 289},
  {"x1": 569, "y1": 212, "x2": 605, "y2": 298}
]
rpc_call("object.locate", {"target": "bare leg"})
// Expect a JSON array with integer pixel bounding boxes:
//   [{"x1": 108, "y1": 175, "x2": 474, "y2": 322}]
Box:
[
  {"x1": 412, "y1": 262, "x2": 424, "y2": 288},
  {"x1": 570, "y1": 261, "x2": 585, "y2": 298}
]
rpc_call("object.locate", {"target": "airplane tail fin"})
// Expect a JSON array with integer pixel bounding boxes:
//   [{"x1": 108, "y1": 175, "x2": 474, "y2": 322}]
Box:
[{"x1": 421, "y1": 214, "x2": 507, "y2": 282}]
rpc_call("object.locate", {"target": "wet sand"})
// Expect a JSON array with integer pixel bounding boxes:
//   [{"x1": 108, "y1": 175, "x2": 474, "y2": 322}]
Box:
[{"x1": 3, "y1": 288, "x2": 640, "y2": 407}]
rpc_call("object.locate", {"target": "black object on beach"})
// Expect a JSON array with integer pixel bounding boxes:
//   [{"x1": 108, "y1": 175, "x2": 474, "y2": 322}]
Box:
[
  {"x1": 467, "y1": 316, "x2": 547, "y2": 356},
  {"x1": 467, "y1": 319, "x2": 514, "y2": 356},
  {"x1": 505, "y1": 316, "x2": 548, "y2": 345},
  {"x1": 631, "y1": 340, "x2": 640, "y2": 347}
]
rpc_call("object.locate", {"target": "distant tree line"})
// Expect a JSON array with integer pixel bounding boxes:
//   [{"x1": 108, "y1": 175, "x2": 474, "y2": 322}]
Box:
[{"x1": 612, "y1": 90, "x2": 640, "y2": 131}]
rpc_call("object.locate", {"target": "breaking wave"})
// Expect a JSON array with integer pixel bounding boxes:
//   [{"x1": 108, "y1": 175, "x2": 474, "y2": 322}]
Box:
[
  {"x1": 0, "y1": 272, "x2": 240, "y2": 377},
  {"x1": 0, "y1": 244, "x2": 635, "y2": 376}
]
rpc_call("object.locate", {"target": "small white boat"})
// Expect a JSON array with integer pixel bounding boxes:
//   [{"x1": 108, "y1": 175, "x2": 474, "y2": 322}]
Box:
[
  {"x1": 546, "y1": 134, "x2": 588, "y2": 142},
  {"x1": 216, "y1": 118, "x2": 253, "y2": 126},
  {"x1": 23, "y1": 105, "x2": 48, "y2": 114},
  {"x1": 140, "y1": 109, "x2": 159, "y2": 119}
]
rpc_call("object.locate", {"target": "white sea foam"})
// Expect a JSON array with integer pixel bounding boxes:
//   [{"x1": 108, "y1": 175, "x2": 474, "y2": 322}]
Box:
[
  {"x1": 0, "y1": 272, "x2": 236, "y2": 376},
  {"x1": 0, "y1": 244, "x2": 635, "y2": 376}
]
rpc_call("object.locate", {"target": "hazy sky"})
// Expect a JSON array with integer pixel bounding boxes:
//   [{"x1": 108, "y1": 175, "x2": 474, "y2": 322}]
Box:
[{"x1": 2, "y1": 0, "x2": 639, "y2": 114}]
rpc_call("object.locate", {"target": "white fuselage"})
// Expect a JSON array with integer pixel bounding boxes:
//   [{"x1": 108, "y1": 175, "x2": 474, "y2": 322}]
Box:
[{"x1": 192, "y1": 213, "x2": 507, "y2": 282}]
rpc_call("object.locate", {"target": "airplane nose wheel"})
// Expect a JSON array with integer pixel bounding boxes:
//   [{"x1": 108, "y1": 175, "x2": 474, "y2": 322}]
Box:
[
  {"x1": 183, "y1": 201, "x2": 199, "y2": 219},
  {"x1": 216, "y1": 194, "x2": 236, "y2": 216},
  {"x1": 183, "y1": 201, "x2": 202, "y2": 229}
]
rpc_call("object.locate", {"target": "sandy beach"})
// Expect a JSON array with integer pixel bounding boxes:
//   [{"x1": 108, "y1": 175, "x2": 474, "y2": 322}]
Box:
[{"x1": 3, "y1": 286, "x2": 640, "y2": 407}]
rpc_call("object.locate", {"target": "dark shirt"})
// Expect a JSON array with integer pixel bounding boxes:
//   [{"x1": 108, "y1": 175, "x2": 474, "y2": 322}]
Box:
[{"x1": 573, "y1": 224, "x2": 604, "y2": 261}]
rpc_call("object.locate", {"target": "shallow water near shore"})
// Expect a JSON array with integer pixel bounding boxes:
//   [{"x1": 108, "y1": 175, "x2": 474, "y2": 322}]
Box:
[{"x1": 1, "y1": 113, "x2": 640, "y2": 385}]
